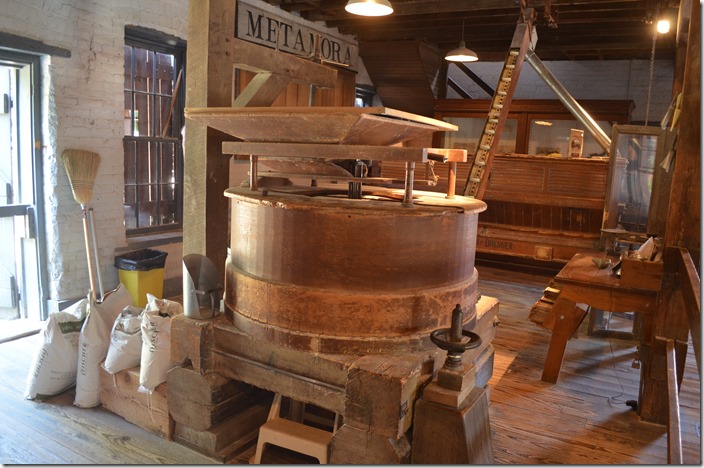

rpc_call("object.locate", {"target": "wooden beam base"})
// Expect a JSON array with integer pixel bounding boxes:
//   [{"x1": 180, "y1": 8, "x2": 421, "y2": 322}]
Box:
[
  {"x1": 168, "y1": 294, "x2": 499, "y2": 463},
  {"x1": 411, "y1": 386, "x2": 494, "y2": 464},
  {"x1": 99, "y1": 365, "x2": 173, "y2": 440}
]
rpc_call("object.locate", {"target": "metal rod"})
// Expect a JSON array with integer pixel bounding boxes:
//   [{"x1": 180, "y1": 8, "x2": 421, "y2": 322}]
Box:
[
  {"x1": 402, "y1": 161, "x2": 415, "y2": 207},
  {"x1": 249, "y1": 155, "x2": 258, "y2": 191},
  {"x1": 87, "y1": 208, "x2": 104, "y2": 301},
  {"x1": 525, "y1": 49, "x2": 611, "y2": 154}
]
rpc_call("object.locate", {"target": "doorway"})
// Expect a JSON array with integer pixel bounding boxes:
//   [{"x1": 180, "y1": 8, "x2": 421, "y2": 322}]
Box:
[{"x1": 0, "y1": 50, "x2": 46, "y2": 329}]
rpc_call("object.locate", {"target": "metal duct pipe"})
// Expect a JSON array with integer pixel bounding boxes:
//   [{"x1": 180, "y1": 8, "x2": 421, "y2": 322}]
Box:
[{"x1": 525, "y1": 49, "x2": 611, "y2": 154}]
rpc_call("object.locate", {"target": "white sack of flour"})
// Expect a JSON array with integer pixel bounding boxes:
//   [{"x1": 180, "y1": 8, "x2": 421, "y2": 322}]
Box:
[
  {"x1": 74, "y1": 284, "x2": 133, "y2": 408},
  {"x1": 102, "y1": 305, "x2": 144, "y2": 374},
  {"x1": 24, "y1": 298, "x2": 88, "y2": 400},
  {"x1": 138, "y1": 294, "x2": 182, "y2": 393}
]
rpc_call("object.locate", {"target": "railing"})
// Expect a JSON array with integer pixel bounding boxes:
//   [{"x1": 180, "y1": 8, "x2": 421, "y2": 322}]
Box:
[
  {"x1": 663, "y1": 248, "x2": 700, "y2": 464},
  {"x1": 665, "y1": 338, "x2": 683, "y2": 464}
]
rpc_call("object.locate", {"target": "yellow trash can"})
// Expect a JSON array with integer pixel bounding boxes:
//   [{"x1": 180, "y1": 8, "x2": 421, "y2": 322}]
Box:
[{"x1": 114, "y1": 249, "x2": 168, "y2": 308}]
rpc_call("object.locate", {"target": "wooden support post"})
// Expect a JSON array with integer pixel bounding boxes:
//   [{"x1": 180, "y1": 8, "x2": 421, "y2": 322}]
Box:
[
  {"x1": 184, "y1": 0, "x2": 238, "y2": 280},
  {"x1": 412, "y1": 386, "x2": 494, "y2": 464}
]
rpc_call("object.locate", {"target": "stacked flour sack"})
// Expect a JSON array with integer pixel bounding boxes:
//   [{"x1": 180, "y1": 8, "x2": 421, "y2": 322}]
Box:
[
  {"x1": 92, "y1": 294, "x2": 183, "y2": 399},
  {"x1": 102, "y1": 293, "x2": 182, "y2": 394},
  {"x1": 25, "y1": 290, "x2": 182, "y2": 404}
]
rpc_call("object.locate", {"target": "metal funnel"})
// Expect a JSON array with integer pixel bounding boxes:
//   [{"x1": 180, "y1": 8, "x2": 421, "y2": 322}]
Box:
[{"x1": 183, "y1": 254, "x2": 223, "y2": 319}]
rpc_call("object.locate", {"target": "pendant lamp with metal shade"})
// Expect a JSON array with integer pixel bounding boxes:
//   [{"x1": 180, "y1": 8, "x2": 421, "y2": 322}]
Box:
[
  {"x1": 345, "y1": 0, "x2": 394, "y2": 17},
  {"x1": 445, "y1": 20, "x2": 478, "y2": 62}
]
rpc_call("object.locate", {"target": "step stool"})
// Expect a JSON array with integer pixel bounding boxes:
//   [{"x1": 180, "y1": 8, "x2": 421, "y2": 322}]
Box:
[{"x1": 252, "y1": 393, "x2": 337, "y2": 464}]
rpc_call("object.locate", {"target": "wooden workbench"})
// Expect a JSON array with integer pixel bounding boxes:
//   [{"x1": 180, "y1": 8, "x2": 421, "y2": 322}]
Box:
[{"x1": 540, "y1": 252, "x2": 659, "y2": 384}]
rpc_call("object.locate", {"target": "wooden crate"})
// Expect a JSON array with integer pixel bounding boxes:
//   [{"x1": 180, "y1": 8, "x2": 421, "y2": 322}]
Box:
[
  {"x1": 99, "y1": 365, "x2": 173, "y2": 439},
  {"x1": 620, "y1": 257, "x2": 664, "y2": 291}
]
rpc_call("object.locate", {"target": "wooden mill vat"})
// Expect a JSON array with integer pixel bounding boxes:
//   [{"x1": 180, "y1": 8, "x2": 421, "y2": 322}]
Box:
[
  {"x1": 176, "y1": 106, "x2": 500, "y2": 463},
  {"x1": 224, "y1": 187, "x2": 487, "y2": 354}
]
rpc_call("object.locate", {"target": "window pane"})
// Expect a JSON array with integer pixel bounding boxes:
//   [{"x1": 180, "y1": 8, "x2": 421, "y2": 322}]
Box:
[
  {"x1": 133, "y1": 48, "x2": 153, "y2": 93},
  {"x1": 161, "y1": 142, "x2": 176, "y2": 183},
  {"x1": 124, "y1": 140, "x2": 137, "y2": 184},
  {"x1": 123, "y1": 46, "x2": 133, "y2": 90},
  {"x1": 124, "y1": 185, "x2": 137, "y2": 230},
  {"x1": 156, "y1": 53, "x2": 174, "y2": 95},
  {"x1": 137, "y1": 185, "x2": 158, "y2": 228},
  {"x1": 154, "y1": 95, "x2": 168, "y2": 138},
  {"x1": 124, "y1": 29, "x2": 184, "y2": 233},
  {"x1": 445, "y1": 117, "x2": 518, "y2": 154},
  {"x1": 123, "y1": 93, "x2": 133, "y2": 136},
  {"x1": 136, "y1": 141, "x2": 157, "y2": 185},
  {"x1": 134, "y1": 92, "x2": 151, "y2": 137}
]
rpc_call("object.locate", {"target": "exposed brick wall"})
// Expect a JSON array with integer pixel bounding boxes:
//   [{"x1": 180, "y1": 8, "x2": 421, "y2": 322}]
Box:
[{"x1": 0, "y1": 0, "x2": 188, "y2": 303}]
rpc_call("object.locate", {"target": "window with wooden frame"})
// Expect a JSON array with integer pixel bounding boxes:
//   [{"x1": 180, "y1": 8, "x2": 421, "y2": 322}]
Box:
[{"x1": 123, "y1": 26, "x2": 185, "y2": 234}]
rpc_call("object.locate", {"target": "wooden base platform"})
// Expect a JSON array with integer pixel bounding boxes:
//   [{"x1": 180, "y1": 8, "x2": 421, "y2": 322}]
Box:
[{"x1": 169, "y1": 295, "x2": 500, "y2": 463}]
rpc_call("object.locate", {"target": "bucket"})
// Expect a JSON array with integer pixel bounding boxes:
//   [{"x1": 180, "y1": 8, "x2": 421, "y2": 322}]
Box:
[{"x1": 114, "y1": 249, "x2": 168, "y2": 308}]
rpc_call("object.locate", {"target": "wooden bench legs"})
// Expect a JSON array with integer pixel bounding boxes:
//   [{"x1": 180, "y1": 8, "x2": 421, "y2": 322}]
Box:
[{"x1": 541, "y1": 298, "x2": 588, "y2": 383}]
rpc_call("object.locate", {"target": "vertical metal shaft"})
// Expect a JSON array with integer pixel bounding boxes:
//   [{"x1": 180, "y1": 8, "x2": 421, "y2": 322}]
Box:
[
  {"x1": 450, "y1": 304, "x2": 463, "y2": 342},
  {"x1": 402, "y1": 161, "x2": 415, "y2": 207},
  {"x1": 446, "y1": 162, "x2": 457, "y2": 199},
  {"x1": 249, "y1": 155, "x2": 258, "y2": 191}
]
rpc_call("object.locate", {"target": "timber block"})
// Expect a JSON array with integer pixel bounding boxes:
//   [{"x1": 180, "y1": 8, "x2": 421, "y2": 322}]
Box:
[
  {"x1": 330, "y1": 424, "x2": 411, "y2": 464},
  {"x1": 411, "y1": 386, "x2": 494, "y2": 464},
  {"x1": 170, "y1": 314, "x2": 225, "y2": 372},
  {"x1": 99, "y1": 365, "x2": 173, "y2": 439},
  {"x1": 474, "y1": 344, "x2": 495, "y2": 389},
  {"x1": 173, "y1": 392, "x2": 272, "y2": 462},
  {"x1": 167, "y1": 365, "x2": 265, "y2": 431},
  {"x1": 344, "y1": 352, "x2": 435, "y2": 439}
]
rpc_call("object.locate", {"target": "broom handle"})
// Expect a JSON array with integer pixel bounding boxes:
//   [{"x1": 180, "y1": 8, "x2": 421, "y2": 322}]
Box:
[
  {"x1": 81, "y1": 206, "x2": 98, "y2": 301},
  {"x1": 87, "y1": 207, "x2": 104, "y2": 301}
]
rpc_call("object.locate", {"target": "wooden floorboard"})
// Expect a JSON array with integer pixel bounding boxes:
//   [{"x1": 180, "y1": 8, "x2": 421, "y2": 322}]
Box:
[
  {"x1": 0, "y1": 265, "x2": 699, "y2": 464},
  {"x1": 479, "y1": 267, "x2": 701, "y2": 465}
]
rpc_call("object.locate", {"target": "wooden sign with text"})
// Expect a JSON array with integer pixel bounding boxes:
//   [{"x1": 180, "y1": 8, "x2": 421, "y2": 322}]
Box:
[{"x1": 236, "y1": 0, "x2": 359, "y2": 71}]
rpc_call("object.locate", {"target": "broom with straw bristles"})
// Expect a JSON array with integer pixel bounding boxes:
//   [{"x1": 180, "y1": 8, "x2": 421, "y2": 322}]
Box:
[{"x1": 61, "y1": 149, "x2": 104, "y2": 301}]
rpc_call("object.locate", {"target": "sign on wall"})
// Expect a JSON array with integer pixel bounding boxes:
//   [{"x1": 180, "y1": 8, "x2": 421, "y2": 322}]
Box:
[{"x1": 236, "y1": 0, "x2": 359, "y2": 71}]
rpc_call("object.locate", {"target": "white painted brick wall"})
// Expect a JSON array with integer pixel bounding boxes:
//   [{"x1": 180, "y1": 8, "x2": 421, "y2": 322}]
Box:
[
  {"x1": 0, "y1": 0, "x2": 188, "y2": 302},
  {"x1": 447, "y1": 58, "x2": 675, "y2": 123}
]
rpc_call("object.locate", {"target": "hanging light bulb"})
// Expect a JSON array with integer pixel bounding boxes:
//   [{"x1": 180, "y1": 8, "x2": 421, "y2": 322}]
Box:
[
  {"x1": 656, "y1": 19, "x2": 670, "y2": 34},
  {"x1": 345, "y1": 0, "x2": 394, "y2": 17},
  {"x1": 445, "y1": 20, "x2": 478, "y2": 62}
]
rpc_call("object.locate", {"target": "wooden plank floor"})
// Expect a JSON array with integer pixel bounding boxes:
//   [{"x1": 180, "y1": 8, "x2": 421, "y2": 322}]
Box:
[
  {"x1": 0, "y1": 265, "x2": 699, "y2": 464},
  {"x1": 478, "y1": 266, "x2": 701, "y2": 465}
]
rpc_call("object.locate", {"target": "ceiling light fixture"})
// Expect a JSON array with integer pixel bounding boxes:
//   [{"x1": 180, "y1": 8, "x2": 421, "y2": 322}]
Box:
[
  {"x1": 345, "y1": 0, "x2": 394, "y2": 17},
  {"x1": 445, "y1": 20, "x2": 478, "y2": 62},
  {"x1": 656, "y1": 19, "x2": 670, "y2": 34}
]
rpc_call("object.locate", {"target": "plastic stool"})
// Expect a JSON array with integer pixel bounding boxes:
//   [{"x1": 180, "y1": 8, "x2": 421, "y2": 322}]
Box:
[{"x1": 252, "y1": 393, "x2": 337, "y2": 464}]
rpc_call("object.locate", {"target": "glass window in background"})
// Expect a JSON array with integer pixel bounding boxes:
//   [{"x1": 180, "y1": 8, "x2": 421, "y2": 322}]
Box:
[
  {"x1": 444, "y1": 117, "x2": 518, "y2": 155},
  {"x1": 123, "y1": 29, "x2": 185, "y2": 234}
]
